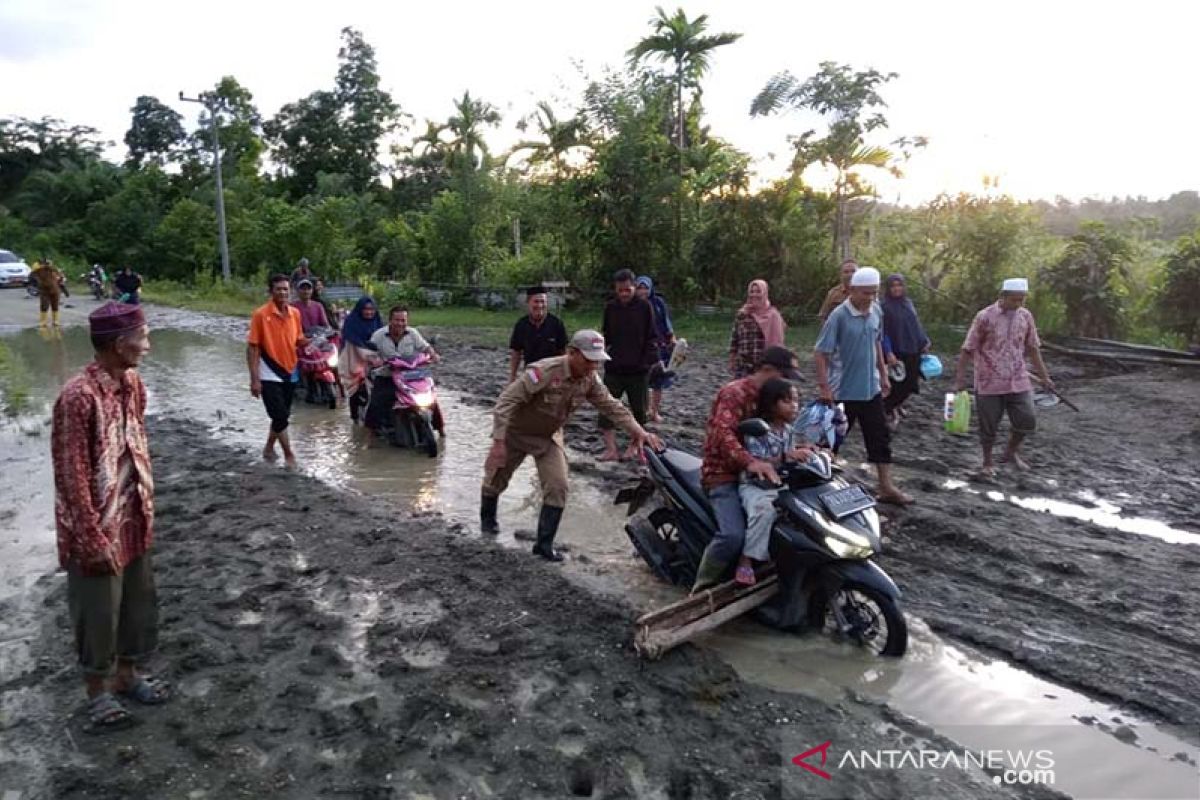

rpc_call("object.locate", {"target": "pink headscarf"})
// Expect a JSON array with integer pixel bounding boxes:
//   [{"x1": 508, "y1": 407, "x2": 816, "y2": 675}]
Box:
[{"x1": 741, "y1": 279, "x2": 786, "y2": 346}]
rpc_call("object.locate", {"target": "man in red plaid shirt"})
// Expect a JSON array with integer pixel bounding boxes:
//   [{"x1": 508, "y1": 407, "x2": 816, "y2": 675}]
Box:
[{"x1": 693, "y1": 346, "x2": 804, "y2": 591}]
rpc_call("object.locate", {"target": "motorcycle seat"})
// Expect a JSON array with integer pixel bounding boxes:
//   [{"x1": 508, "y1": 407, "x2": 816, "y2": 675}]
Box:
[{"x1": 660, "y1": 450, "x2": 715, "y2": 521}]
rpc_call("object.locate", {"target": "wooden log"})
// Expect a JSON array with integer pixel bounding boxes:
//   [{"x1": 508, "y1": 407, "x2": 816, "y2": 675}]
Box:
[
  {"x1": 635, "y1": 567, "x2": 777, "y2": 630},
  {"x1": 1043, "y1": 340, "x2": 1200, "y2": 369},
  {"x1": 1050, "y1": 334, "x2": 1198, "y2": 359},
  {"x1": 634, "y1": 574, "x2": 779, "y2": 660}
]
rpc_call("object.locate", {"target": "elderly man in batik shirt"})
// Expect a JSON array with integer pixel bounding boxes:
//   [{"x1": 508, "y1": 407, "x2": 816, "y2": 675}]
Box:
[{"x1": 52, "y1": 301, "x2": 170, "y2": 731}]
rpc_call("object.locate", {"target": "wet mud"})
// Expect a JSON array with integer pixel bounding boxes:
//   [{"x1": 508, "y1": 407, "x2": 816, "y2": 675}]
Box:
[
  {"x1": 2, "y1": 420, "x2": 1033, "y2": 800},
  {"x1": 435, "y1": 330, "x2": 1200, "y2": 729}
]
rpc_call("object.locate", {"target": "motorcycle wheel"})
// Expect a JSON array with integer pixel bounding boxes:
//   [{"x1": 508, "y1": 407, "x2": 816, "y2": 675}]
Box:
[
  {"x1": 808, "y1": 582, "x2": 908, "y2": 657},
  {"x1": 415, "y1": 414, "x2": 437, "y2": 457},
  {"x1": 26, "y1": 284, "x2": 37, "y2": 298}
]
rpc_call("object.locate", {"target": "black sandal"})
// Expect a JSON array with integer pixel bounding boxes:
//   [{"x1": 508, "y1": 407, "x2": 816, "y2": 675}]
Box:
[{"x1": 86, "y1": 692, "x2": 135, "y2": 732}]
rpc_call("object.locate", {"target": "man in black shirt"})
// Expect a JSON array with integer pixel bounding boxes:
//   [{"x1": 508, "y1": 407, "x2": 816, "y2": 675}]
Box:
[
  {"x1": 113, "y1": 266, "x2": 143, "y2": 305},
  {"x1": 599, "y1": 268, "x2": 656, "y2": 461},
  {"x1": 508, "y1": 287, "x2": 567, "y2": 382}
]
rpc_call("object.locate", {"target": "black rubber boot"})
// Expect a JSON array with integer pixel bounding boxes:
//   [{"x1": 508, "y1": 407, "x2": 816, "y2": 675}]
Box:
[
  {"x1": 480, "y1": 493, "x2": 500, "y2": 535},
  {"x1": 532, "y1": 505, "x2": 565, "y2": 562}
]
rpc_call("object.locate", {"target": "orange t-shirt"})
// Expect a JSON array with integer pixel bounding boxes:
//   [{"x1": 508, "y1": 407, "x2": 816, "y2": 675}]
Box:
[{"x1": 248, "y1": 301, "x2": 303, "y2": 377}]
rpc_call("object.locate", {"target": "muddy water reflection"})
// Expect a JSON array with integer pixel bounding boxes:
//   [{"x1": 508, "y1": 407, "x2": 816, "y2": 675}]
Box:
[
  {"x1": 942, "y1": 479, "x2": 1200, "y2": 546},
  {"x1": 699, "y1": 620, "x2": 1198, "y2": 799}
]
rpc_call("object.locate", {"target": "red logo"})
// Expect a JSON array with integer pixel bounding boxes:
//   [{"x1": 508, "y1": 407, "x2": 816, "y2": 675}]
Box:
[{"x1": 792, "y1": 740, "x2": 833, "y2": 780}]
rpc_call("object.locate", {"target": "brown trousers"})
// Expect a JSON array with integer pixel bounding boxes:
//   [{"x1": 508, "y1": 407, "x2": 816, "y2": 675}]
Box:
[{"x1": 481, "y1": 431, "x2": 569, "y2": 508}]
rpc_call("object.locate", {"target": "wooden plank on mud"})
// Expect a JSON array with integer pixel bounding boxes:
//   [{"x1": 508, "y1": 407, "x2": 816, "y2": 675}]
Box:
[{"x1": 634, "y1": 573, "x2": 779, "y2": 660}]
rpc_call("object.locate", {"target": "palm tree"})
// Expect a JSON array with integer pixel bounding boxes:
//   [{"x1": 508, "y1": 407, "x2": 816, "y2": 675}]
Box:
[
  {"x1": 751, "y1": 64, "x2": 921, "y2": 263},
  {"x1": 628, "y1": 7, "x2": 741, "y2": 258},
  {"x1": 445, "y1": 91, "x2": 500, "y2": 174},
  {"x1": 507, "y1": 101, "x2": 591, "y2": 181}
]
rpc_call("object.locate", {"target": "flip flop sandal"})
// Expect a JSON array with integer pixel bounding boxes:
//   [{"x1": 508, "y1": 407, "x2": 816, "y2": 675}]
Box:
[
  {"x1": 734, "y1": 564, "x2": 757, "y2": 586},
  {"x1": 86, "y1": 692, "x2": 135, "y2": 732},
  {"x1": 117, "y1": 675, "x2": 172, "y2": 705}
]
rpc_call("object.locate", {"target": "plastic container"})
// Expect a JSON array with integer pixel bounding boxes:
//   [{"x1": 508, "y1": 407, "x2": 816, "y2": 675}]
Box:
[
  {"x1": 920, "y1": 353, "x2": 943, "y2": 379},
  {"x1": 944, "y1": 390, "x2": 972, "y2": 435}
]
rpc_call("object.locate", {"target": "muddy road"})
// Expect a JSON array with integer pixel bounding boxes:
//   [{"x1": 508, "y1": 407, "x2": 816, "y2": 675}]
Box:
[
  {"x1": 438, "y1": 324, "x2": 1200, "y2": 724},
  {"x1": 1, "y1": 293, "x2": 1198, "y2": 799}
]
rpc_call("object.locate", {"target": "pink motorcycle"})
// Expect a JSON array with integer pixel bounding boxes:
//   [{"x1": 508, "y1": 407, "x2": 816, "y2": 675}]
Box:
[
  {"x1": 382, "y1": 352, "x2": 443, "y2": 457},
  {"x1": 298, "y1": 327, "x2": 340, "y2": 409}
]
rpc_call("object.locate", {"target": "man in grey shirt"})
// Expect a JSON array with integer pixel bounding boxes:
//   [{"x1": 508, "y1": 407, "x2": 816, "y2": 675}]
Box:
[{"x1": 365, "y1": 306, "x2": 440, "y2": 434}]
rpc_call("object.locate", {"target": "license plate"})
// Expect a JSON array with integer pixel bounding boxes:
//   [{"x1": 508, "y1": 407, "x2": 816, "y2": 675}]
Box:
[
  {"x1": 401, "y1": 368, "x2": 430, "y2": 380},
  {"x1": 820, "y1": 484, "x2": 875, "y2": 519}
]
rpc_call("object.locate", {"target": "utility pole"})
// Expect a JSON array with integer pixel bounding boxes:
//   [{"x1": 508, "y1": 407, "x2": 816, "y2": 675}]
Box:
[{"x1": 179, "y1": 91, "x2": 232, "y2": 283}]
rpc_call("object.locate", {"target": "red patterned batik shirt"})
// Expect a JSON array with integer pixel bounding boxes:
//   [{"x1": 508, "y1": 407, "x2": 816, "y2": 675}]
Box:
[
  {"x1": 701, "y1": 376, "x2": 762, "y2": 490},
  {"x1": 52, "y1": 362, "x2": 154, "y2": 576}
]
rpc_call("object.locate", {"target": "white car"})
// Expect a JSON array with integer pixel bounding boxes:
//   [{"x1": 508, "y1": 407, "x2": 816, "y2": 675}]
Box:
[{"x1": 0, "y1": 249, "x2": 32, "y2": 287}]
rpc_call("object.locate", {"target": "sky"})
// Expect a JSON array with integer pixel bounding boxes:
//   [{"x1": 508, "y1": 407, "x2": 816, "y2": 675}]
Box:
[{"x1": 1, "y1": 0, "x2": 1196, "y2": 204}]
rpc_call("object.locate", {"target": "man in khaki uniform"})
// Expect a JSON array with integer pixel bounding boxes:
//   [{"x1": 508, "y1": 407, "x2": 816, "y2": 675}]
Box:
[
  {"x1": 818, "y1": 258, "x2": 858, "y2": 321},
  {"x1": 482, "y1": 329, "x2": 663, "y2": 561}
]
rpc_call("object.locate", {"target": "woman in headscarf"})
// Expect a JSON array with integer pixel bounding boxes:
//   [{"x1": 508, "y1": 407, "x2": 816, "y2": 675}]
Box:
[
  {"x1": 881, "y1": 274, "x2": 931, "y2": 423},
  {"x1": 636, "y1": 276, "x2": 675, "y2": 422},
  {"x1": 729, "y1": 279, "x2": 786, "y2": 378},
  {"x1": 340, "y1": 296, "x2": 383, "y2": 424}
]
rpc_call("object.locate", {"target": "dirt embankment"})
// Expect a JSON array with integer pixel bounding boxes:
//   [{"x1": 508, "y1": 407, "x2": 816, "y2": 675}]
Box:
[
  {"x1": 433, "y1": 332, "x2": 1200, "y2": 728},
  {"x1": 5, "y1": 418, "x2": 1039, "y2": 800}
]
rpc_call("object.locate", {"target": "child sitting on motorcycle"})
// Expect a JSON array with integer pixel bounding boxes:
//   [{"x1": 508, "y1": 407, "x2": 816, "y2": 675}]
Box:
[{"x1": 736, "y1": 378, "x2": 816, "y2": 585}]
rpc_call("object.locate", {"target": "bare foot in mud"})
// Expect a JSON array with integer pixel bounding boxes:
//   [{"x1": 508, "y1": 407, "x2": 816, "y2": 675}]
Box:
[
  {"x1": 877, "y1": 490, "x2": 914, "y2": 506},
  {"x1": 262, "y1": 447, "x2": 278, "y2": 463},
  {"x1": 284, "y1": 455, "x2": 298, "y2": 469},
  {"x1": 977, "y1": 464, "x2": 996, "y2": 480},
  {"x1": 1000, "y1": 452, "x2": 1030, "y2": 471}
]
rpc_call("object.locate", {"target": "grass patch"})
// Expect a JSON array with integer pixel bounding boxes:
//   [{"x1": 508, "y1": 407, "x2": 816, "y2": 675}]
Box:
[
  {"x1": 0, "y1": 340, "x2": 33, "y2": 416},
  {"x1": 143, "y1": 279, "x2": 264, "y2": 318}
]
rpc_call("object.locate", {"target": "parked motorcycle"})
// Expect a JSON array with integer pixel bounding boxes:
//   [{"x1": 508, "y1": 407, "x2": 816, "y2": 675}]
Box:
[
  {"x1": 379, "y1": 352, "x2": 441, "y2": 457},
  {"x1": 297, "y1": 327, "x2": 340, "y2": 409},
  {"x1": 615, "y1": 418, "x2": 908, "y2": 656}
]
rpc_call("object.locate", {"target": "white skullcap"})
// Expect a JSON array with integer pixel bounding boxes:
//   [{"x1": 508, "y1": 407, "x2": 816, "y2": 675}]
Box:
[
  {"x1": 1002, "y1": 278, "x2": 1029, "y2": 293},
  {"x1": 849, "y1": 266, "x2": 881, "y2": 287}
]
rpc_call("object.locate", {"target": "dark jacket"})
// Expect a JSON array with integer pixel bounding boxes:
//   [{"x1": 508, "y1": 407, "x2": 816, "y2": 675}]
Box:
[{"x1": 601, "y1": 297, "x2": 656, "y2": 375}]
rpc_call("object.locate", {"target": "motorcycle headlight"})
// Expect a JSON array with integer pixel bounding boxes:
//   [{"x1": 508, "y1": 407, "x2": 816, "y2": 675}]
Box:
[
  {"x1": 823, "y1": 533, "x2": 874, "y2": 560},
  {"x1": 817, "y1": 515, "x2": 875, "y2": 559},
  {"x1": 327, "y1": 351, "x2": 339, "y2": 368},
  {"x1": 412, "y1": 391, "x2": 434, "y2": 408}
]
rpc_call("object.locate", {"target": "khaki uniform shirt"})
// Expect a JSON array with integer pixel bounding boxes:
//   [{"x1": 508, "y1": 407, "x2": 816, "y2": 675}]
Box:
[
  {"x1": 492, "y1": 355, "x2": 639, "y2": 445},
  {"x1": 818, "y1": 283, "x2": 850, "y2": 321}
]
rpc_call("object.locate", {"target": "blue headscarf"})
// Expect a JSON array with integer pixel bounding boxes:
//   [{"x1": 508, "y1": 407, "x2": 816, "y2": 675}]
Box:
[
  {"x1": 637, "y1": 275, "x2": 673, "y2": 340},
  {"x1": 881, "y1": 274, "x2": 930, "y2": 355},
  {"x1": 341, "y1": 296, "x2": 382, "y2": 348}
]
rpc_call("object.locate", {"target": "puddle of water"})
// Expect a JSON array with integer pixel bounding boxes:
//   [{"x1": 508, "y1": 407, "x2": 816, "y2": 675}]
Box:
[
  {"x1": 941, "y1": 479, "x2": 1200, "y2": 546},
  {"x1": 698, "y1": 619, "x2": 1199, "y2": 800}
]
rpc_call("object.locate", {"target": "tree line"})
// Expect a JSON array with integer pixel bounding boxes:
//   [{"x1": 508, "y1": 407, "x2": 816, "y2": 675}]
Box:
[{"x1": 1, "y1": 13, "x2": 1197, "y2": 343}]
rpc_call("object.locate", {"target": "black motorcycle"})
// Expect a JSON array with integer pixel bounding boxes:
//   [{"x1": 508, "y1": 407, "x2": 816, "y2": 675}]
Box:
[
  {"x1": 616, "y1": 418, "x2": 908, "y2": 656},
  {"x1": 83, "y1": 271, "x2": 105, "y2": 300}
]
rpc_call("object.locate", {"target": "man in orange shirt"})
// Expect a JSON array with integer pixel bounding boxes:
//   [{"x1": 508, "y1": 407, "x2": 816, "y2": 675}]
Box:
[{"x1": 247, "y1": 274, "x2": 307, "y2": 466}]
